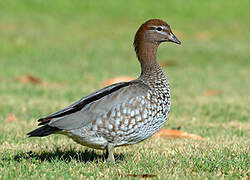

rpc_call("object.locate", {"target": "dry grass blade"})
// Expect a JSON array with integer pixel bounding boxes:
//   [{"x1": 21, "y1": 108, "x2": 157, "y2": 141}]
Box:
[
  {"x1": 5, "y1": 114, "x2": 18, "y2": 122},
  {"x1": 204, "y1": 90, "x2": 222, "y2": 96},
  {"x1": 15, "y1": 74, "x2": 63, "y2": 88},
  {"x1": 154, "y1": 129, "x2": 202, "y2": 140},
  {"x1": 102, "y1": 76, "x2": 135, "y2": 86},
  {"x1": 16, "y1": 74, "x2": 42, "y2": 85}
]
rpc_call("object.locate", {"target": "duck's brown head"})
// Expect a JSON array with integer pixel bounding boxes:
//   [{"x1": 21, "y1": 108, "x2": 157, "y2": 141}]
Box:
[
  {"x1": 134, "y1": 19, "x2": 181, "y2": 64},
  {"x1": 134, "y1": 19, "x2": 181, "y2": 46}
]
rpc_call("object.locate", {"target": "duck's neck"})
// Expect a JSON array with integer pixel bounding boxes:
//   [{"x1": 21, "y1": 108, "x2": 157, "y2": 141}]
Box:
[
  {"x1": 136, "y1": 41, "x2": 158, "y2": 66},
  {"x1": 135, "y1": 41, "x2": 163, "y2": 78}
]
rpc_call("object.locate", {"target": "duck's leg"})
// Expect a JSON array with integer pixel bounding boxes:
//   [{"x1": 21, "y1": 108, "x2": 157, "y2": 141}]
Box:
[{"x1": 106, "y1": 143, "x2": 115, "y2": 162}]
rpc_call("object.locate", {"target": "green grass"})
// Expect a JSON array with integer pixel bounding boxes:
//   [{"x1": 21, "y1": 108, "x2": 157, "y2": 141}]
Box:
[{"x1": 0, "y1": 0, "x2": 249, "y2": 179}]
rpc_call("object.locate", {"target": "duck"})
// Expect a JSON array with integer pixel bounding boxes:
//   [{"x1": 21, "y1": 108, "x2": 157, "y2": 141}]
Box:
[{"x1": 27, "y1": 19, "x2": 181, "y2": 162}]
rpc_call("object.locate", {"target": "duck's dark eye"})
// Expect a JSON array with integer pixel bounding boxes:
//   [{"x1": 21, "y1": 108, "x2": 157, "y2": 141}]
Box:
[{"x1": 156, "y1": 27, "x2": 163, "y2": 31}]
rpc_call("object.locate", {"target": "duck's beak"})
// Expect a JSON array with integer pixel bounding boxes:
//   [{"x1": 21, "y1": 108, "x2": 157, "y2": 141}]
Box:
[{"x1": 168, "y1": 32, "x2": 181, "y2": 45}]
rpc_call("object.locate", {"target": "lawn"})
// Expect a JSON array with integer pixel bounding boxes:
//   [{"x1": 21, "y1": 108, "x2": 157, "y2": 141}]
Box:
[{"x1": 0, "y1": 0, "x2": 249, "y2": 179}]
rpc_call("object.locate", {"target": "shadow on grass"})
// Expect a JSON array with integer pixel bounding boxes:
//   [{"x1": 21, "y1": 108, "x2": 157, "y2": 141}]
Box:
[{"x1": 10, "y1": 148, "x2": 125, "y2": 163}]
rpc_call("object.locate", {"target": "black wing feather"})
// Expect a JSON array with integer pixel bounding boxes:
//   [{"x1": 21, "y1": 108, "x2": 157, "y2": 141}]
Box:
[{"x1": 27, "y1": 125, "x2": 61, "y2": 137}]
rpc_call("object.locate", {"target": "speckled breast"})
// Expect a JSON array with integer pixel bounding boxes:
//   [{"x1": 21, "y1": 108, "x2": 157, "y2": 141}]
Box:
[{"x1": 87, "y1": 83, "x2": 170, "y2": 147}]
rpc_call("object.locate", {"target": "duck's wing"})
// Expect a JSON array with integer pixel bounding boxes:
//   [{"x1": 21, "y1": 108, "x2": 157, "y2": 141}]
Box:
[
  {"x1": 38, "y1": 81, "x2": 134, "y2": 124},
  {"x1": 28, "y1": 80, "x2": 150, "y2": 137}
]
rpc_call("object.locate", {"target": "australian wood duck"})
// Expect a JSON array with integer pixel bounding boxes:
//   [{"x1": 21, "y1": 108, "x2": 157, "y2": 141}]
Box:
[{"x1": 28, "y1": 19, "x2": 181, "y2": 162}]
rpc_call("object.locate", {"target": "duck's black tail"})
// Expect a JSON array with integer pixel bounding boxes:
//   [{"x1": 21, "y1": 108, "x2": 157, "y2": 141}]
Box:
[{"x1": 27, "y1": 125, "x2": 61, "y2": 137}]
